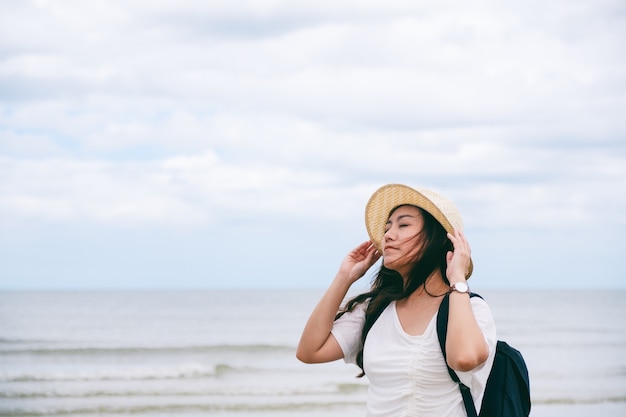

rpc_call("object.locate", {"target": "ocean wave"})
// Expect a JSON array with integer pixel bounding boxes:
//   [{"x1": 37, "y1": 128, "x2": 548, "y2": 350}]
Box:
[
  {"x1": 533, "y1": 396, "x2": 626, "y2": 405},
  {"x1": 1, "y1": 394, "x2": 623, "y2": 416},
  {"x1": 0, "y1": 338, "x2": 46, "y2": 344},
  {"x1": 0, "y1": 343, "x2": 294, "y2": 356},
  {"x1": 0, "y1": 383, "x2": 368, "y2": 399},
  {"x1": 0, "y1": 363, "x2": 245, "y2": 382},
  {"x1": 0, "y1": 400, "x2": 367, "y2": 416}
]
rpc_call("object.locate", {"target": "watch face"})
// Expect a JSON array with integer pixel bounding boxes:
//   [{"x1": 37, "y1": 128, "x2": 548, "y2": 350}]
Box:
[{"x1": 453, "y1": 282, "x2": 469, "y2": 293}]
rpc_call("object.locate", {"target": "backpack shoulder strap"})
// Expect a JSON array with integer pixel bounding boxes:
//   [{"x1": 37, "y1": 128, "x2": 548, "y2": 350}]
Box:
[{"x1": 436, "y1": 293, "x2": 482, "y2": 417}]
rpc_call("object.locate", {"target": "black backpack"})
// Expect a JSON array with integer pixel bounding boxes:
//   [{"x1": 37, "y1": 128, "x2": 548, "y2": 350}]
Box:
[{"x1": 436, "y1": 293, "x2": 531, "y2": 417}]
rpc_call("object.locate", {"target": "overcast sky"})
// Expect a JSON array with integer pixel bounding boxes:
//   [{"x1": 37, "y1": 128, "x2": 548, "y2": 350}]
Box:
[{"x1": 1, "y1": 0, "x2": 624, "y2": 290}]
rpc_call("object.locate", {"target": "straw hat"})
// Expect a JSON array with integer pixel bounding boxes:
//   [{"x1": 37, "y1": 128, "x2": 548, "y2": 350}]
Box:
[{"x1": 365, "y1": 184, "x2": 473, "y2": 278}]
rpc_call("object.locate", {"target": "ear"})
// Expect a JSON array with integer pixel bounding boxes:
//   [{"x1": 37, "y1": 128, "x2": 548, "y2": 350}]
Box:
[{"x1": 446, "y1": 250, "x2": 454, "y2": 264}]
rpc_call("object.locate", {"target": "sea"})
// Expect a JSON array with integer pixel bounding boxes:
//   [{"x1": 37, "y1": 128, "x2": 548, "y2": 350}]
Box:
[{"x1": 0, "y1": 289, "x2": 624, "y2": 417}]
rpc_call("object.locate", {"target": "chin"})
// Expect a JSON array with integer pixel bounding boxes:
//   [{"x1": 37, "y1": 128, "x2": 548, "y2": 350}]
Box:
[{"x1": 383, "y1": 259, "x2": 399, "y2": 271}]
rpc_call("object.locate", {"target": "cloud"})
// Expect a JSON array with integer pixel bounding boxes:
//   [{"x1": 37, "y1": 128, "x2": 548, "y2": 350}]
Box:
[
  {"x1": 0, "y1": 0, "x2": 625, "y2": 289},
  {"x1": 0, "y1": 148, "x2": 365, "y2": 230}
]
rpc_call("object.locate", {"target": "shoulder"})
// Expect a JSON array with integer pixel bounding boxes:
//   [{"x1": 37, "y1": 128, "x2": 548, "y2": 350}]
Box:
[
  {"x1": 470, "y1": 294, "x2": 492, "y2": 315},
  {"x1": 470, "y1": 294, "x2": 497, "y2": 345},
  {"x1": 334, "y1": 298, "x2": 369, "y2": 325},
  {"x1": 332, "y1": 298, "x2": 371, "y2": 364}
]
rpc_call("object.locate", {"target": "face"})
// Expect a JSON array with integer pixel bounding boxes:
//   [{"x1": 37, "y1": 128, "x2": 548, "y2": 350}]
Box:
[{"x1": 382, "y1": 205, "x2": 425, "y2": 277}]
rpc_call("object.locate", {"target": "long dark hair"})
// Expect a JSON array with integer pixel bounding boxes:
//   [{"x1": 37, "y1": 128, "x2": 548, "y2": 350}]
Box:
[{"x1": 335, "y1": 205, "x2": 453, "y2": 376}]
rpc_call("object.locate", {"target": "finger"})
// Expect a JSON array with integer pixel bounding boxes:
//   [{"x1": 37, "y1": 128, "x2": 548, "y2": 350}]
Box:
[
  {"x1": 447, "y1": 231, "x2": 460, "y2": 246},
  {"x1": 353, "y1": 241, "x2": 371, "y2": 255},
  {"x1": 448, "y1": 230, "x2": 469, "y2": 248}
]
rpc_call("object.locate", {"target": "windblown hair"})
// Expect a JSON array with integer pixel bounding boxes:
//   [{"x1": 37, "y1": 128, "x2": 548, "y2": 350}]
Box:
[{"x1": 335, "y1": 205, "x2": 453, "y2": 377}]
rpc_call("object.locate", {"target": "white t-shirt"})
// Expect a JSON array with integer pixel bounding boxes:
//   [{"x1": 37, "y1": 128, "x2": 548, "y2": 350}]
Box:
[{"x1": 331, "y1": 297, "x2": 497, "y2": 417}]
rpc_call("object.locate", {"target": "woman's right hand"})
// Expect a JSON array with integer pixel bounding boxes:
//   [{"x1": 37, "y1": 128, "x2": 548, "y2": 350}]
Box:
[
  {"x1": 297, "y1": 240, "x2": 379, "y2": 364},
  {"x1": 337, "y1": 241, "x2": 381, "y2": 284}
]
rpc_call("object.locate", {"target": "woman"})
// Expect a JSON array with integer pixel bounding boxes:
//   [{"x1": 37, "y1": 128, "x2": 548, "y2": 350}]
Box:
[{"x1": 296, "y1": 184, "x2": 497, "y2": 417}]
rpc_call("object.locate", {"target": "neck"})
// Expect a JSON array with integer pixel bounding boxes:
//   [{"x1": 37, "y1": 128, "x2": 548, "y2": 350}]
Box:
[{"x1": 407, "y1": 271, "x2": 449, "y2": 299}]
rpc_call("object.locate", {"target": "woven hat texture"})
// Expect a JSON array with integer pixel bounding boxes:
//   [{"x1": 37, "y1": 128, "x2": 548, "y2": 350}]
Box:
[{"x1": 365, "y1": 184, "x2": 473, "y2": 278}]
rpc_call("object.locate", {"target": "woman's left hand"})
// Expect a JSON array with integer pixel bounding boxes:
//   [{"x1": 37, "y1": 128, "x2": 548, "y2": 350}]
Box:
[{"x1": 446, "y1": 229, "x2": 471, "y2": 283}]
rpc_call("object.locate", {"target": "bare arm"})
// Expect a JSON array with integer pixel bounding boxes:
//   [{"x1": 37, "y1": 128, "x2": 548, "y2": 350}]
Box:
[
  {"x1": 296, "y1": 241, "x2": 380, "y2": 364},
  {"x1": 445, "y1": 230, "x2": 489, "y2": 372}
]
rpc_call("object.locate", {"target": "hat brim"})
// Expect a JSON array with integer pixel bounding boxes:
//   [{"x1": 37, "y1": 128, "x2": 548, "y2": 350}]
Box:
[{"x1": 365, "y1": 184, "x2": 473, "y2": 279}]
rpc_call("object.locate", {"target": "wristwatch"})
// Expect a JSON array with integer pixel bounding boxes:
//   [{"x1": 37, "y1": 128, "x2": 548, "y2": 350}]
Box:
[{"x1": 450, "y1": 282, "x2": 470, "y2": 294}]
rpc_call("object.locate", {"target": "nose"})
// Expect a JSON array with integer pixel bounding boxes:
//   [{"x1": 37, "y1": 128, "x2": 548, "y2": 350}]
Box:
[{"x1": 384, "y1": 227, "x2": 394, "y2": 241}]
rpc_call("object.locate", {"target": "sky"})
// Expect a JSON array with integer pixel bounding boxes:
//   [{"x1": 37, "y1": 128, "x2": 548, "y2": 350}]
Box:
[{"x1": 0, "y1": 0, "x2": 625, "y2": 291}]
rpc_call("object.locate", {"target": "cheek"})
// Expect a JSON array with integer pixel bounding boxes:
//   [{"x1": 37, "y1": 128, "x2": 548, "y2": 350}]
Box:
[
  {"x1": 404, "y1": 236, "x2": 425, "y2": 258},
  {"x1": 400, "y1": 231, "x2": 421, "y2": 246}
]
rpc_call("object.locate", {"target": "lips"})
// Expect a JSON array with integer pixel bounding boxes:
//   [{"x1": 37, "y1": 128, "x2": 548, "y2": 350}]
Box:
[{"x1": 383, "y1": 246, "x2": 398, "y2": 255}]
